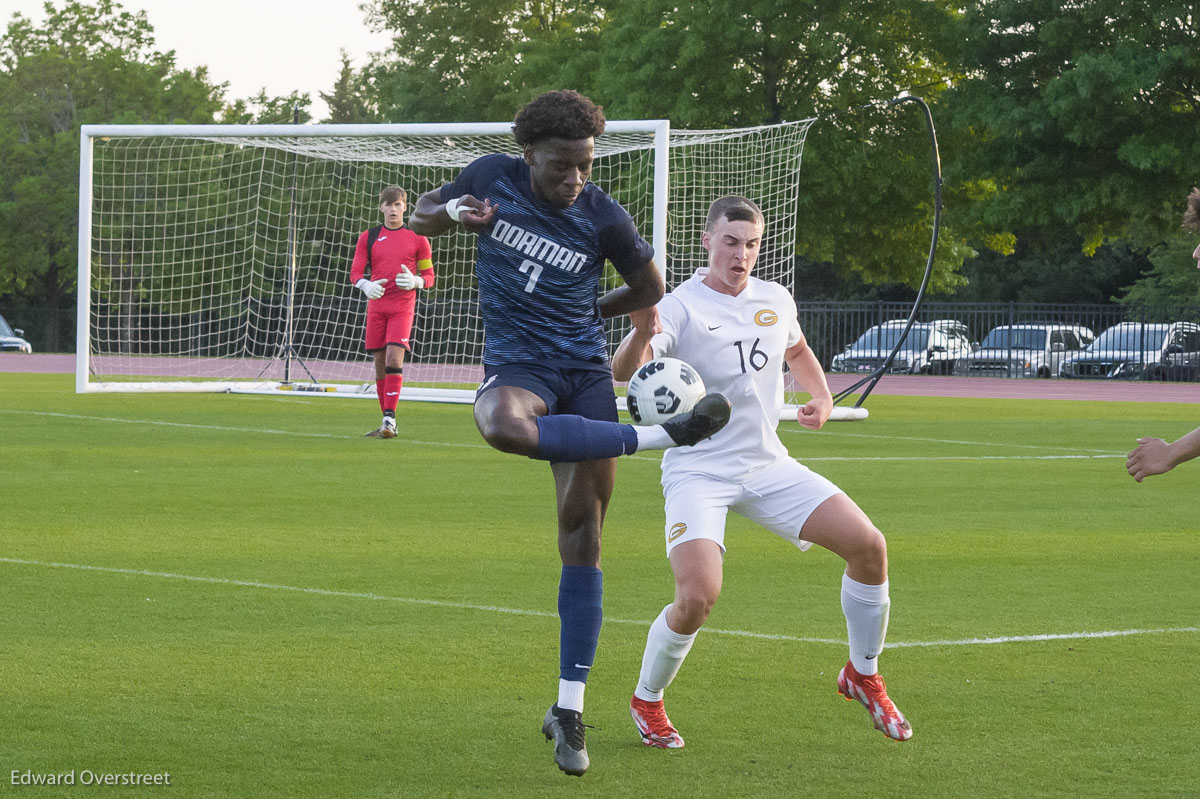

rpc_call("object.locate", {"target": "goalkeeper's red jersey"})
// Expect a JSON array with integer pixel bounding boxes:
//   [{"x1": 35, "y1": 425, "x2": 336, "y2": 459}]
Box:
[{"x1": 350, "y1": 226, "x2": 434, "y2": 312}]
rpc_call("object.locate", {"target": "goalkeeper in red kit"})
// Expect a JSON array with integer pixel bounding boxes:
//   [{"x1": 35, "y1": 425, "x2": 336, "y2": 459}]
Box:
[{"x1": 350, "y1": 185, "x2": 435, "y2": 438}]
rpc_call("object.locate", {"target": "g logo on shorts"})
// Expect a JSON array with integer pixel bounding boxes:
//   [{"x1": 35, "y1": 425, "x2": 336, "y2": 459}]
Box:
[{"x1": 668, "y1": 522, "x2": 688, "y2": 542}]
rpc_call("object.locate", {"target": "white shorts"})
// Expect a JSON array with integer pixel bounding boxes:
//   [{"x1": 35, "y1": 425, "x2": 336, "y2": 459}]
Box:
[{"x1": 661, "y1": 459, "x2": 843, "y2": 555}]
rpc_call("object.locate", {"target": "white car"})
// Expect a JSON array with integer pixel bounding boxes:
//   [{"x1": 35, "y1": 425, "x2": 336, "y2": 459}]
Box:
[
  {"x1": 831, "y1": 319, "x2": 974, "y2": 375},
  {"x1": 0, "y1": 313, "x2": 31, "y2": 353},
  {"x1": 954, "y1": 324, "x2": 1094, "y2": 378}
]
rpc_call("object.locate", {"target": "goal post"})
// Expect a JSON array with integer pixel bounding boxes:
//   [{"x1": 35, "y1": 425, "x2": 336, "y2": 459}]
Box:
[{"x1": 75, "y1": 119, "x2": 844, "y2": 416}]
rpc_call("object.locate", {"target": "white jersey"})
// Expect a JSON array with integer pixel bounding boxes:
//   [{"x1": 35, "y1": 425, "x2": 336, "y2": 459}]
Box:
[{"x1": 651, "y1": 270, "x2": 802, "y2": 481}]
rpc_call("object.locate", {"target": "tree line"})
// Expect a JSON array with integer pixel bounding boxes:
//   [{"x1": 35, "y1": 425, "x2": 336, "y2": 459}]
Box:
[{"x1": 1, "y1": 0, "x2": 1197, "y2": 351}]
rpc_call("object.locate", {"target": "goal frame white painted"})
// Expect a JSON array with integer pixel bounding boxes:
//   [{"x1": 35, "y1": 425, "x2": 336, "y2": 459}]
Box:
[{"x1": 75, "y1": 119, "x2": 864, "y2": 421}]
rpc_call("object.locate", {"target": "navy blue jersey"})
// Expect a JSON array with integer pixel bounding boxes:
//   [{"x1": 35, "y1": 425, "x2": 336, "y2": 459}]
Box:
[{"x1": 438, "y1": 154, "x2": 654, "y2": 365}]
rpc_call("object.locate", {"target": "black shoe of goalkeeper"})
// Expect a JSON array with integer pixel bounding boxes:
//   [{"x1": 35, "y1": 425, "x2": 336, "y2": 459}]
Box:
[
  {"x1": 662, "y1": 393, "x2": 732, "y2": 446},
  {"x1": 542, "y1": 704, "x2": 590, "y2": 777}
]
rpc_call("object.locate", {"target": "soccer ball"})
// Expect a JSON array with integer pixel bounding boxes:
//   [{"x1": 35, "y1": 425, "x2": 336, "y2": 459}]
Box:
[{"x1": 626, "y1": 357, "x2": 706, "y2": 425}]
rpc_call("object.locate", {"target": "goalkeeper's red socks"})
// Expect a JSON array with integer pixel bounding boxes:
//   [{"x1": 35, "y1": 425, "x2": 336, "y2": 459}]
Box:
[{"x1": 381, "y1": 371, "x2": 404, "y2": 413}]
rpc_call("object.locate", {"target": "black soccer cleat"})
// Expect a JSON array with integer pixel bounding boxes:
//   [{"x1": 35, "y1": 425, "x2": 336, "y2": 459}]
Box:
[
  {"x1": 542, "y1": 704, "x2": 590, "y2": 777},
  {"x1": 661, "y1": 393, "x2": 732, "y2": 446}
]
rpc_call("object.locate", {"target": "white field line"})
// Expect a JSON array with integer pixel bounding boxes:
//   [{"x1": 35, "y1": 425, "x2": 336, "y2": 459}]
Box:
[
  {"x1": 801, "y1": 454, "x2": 1121, "y2": 462},
  {"x1": 0, "y1": 408, "x2": 486, "y2": 448},
  {"x1": 0, "y1": 409, "x2": 1124, "y2": 462},
  {"x1": 2, "y1": 557, "x2": 1193, "y2": 650},
  {"x1": 785, "y1": 427, "x2": 1118, "y2": 454}
]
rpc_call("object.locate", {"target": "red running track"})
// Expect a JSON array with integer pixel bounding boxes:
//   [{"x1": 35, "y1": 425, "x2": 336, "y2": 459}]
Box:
[{"x1": 5, "y1": 353, "x2": 1198, "y2": 403}]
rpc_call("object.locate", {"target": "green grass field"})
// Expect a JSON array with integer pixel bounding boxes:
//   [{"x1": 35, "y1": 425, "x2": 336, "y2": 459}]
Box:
[{"x1": 2, "y1": 372, "x2": 1197, "y2": 798}]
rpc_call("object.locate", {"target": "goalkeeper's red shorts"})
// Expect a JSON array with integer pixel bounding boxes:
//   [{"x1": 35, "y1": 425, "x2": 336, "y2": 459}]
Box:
[{"x1": 364, "y1": 304, "x2": 414, "y2": 352}]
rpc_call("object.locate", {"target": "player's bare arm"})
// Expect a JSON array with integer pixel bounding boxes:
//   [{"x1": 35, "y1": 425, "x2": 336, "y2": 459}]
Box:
[
  {"x1": 597, "y1": 260, "x2": 665, "y2": 320},
  {"x1": 611, "y1": 306, "x2": 660, "y2": 382},
  {"x1": 784, "y1": 334, "x2": 833, "y2": 431},
  {"x1": 410, "y1": 189, "x2": 497, "y2": 236},
  {"x1": 1126, "y1": 424, "x2": 1200, "y2": 481}
]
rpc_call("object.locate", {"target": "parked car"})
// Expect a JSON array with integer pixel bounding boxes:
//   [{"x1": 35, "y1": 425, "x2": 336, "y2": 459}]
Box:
[
  {"x1": 831, "y1": 319, "x2": 974, "y2": 375},
  {"x1": 1059, "y1": 321, "x2": 1200, "y2": 380},
  {"x1": 0, "y1": 313, "x2": 32, "y2": 353},
  {"x1": 954, "y1": 324, "x2": 1094, "y2": 378}
]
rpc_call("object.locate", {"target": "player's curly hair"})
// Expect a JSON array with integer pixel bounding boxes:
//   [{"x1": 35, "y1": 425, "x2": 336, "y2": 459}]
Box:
[
  {"x1": 1183, "y1": 187, "x2": 1200, "y2": 234},
  {"x1": 512, "y1": 90, "x2": 606, "y2": 146}
]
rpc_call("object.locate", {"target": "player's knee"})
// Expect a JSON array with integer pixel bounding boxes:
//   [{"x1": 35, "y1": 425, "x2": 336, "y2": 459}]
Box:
[
  {"x1": 849, "y1": 527, "x2": 888, "y2": 582},
  {"x1": 673, "y1": 587, "x2": 718, "y2": 630},
  {"x1": 475, "y1": 411, "x2": 538, "y2": 455},
  {"x1": 558, "y1": 524, "x2": 602, "y2": 566}
]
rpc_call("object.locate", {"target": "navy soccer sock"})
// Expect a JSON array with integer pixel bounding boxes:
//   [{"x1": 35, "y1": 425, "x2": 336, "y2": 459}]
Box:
[
  {"x1": 558, "y1": 565, "x2": 603, "y2": 683},
  {"x1": 534, "y1": 415, "x2": 639, "y2": 462}
]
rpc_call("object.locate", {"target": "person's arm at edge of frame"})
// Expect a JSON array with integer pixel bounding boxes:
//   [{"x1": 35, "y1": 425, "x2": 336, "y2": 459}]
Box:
[
  {"x1": 1126, "y1": 424, "x2": 1200, "y2": 482},
  {"x1": 409, "y1": 188, "x2": 496, "y2": 237},
  {"x1": 784, "y1": 331, "x2": 834, "y2": 432}
]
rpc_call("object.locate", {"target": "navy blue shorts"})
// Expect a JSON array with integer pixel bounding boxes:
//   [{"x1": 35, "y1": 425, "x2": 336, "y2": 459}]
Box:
[{"x1": 477, "y1": 361, "x2": 618, "y2": 422}]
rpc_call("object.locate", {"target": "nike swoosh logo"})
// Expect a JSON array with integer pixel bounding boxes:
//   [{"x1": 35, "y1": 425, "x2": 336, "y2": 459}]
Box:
[
  {"x1": 708, "y1": 325, "x2": 721, "y2": 331},
  {"x1": 864, "y1": 654, "x2": 877, "y2": 660},
  {"x1": 574, "y1": 664, "x2": 592, "y2": 670}
]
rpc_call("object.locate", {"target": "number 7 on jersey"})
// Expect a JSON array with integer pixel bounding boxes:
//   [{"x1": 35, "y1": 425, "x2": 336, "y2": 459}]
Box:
[{"x1": 519, "y1": 259, "x2": 543, "y2": 293}]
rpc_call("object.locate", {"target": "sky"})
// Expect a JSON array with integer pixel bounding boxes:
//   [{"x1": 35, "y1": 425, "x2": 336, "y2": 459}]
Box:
[{"x1": 0, "y1": 0, "x2": 393, "y2": 120}]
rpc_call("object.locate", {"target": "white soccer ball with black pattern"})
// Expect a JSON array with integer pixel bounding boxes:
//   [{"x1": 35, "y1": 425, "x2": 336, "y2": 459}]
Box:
[{"x1": 626, "y1": 357, "x2": 706, "y2": 426}]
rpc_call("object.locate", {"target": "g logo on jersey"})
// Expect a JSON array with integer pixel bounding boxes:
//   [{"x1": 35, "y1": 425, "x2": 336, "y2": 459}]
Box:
[
  {"x1": 668, "y1": 522, "x2": 688, "y2": 542},
  {"x1": 754, "y1": 309, "x2": 778, "y2": 326}
]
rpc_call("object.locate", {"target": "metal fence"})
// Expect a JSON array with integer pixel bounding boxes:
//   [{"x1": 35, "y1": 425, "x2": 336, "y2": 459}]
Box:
[{"x1": 7, "y1": 298, "x2": 1200, "y2": 383}]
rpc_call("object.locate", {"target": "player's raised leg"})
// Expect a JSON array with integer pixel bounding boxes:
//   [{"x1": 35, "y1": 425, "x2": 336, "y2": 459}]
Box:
[
  {"x1": 475, "y1": 382, "x2": 730, "y2": 462},
  {"x1": 800, "y1": 493, "x2": 912, "y2": 741}
]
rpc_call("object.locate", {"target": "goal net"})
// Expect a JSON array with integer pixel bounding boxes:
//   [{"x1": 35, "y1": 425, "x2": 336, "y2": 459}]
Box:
[{"x1": 77, "y1": 119, "x2": 856, "y2": 417}]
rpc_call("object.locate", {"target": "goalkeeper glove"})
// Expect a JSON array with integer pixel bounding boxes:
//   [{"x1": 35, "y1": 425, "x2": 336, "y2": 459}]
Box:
[
  {"x1": 394, "y1": 266, "x2": 422, "y2": 291},
  {"x1": 356, "y1": 277, "x2": 387, "y2": 299}
]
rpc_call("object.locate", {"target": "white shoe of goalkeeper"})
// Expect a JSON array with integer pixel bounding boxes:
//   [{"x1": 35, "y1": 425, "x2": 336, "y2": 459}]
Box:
[{"x1": 365, "y1": 417, "x2": 397, "y2": 439}]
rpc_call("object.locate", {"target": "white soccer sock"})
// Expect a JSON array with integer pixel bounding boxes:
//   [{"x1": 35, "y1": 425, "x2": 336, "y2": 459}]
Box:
[
  {"x1": 633, "y1": 605, "x2": 697, "y2": 702},
  {"x1": 633, "y1": 425, "x2": 676, "y2": 451},
  {"x1": 841, "y1": 573, "x2": 890, "y2": 676},
  {"x1": 558, "y1": 679, "x2": 586, "y2": 714}
]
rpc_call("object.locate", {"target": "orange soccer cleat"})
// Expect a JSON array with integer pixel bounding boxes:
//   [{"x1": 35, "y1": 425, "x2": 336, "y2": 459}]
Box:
[
  {"x1": 837, "y1": 660, "x2": 913, "y2": 742},
  {"x1": 630, "y1": 695, "x2": 685, "y2": 749}
]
